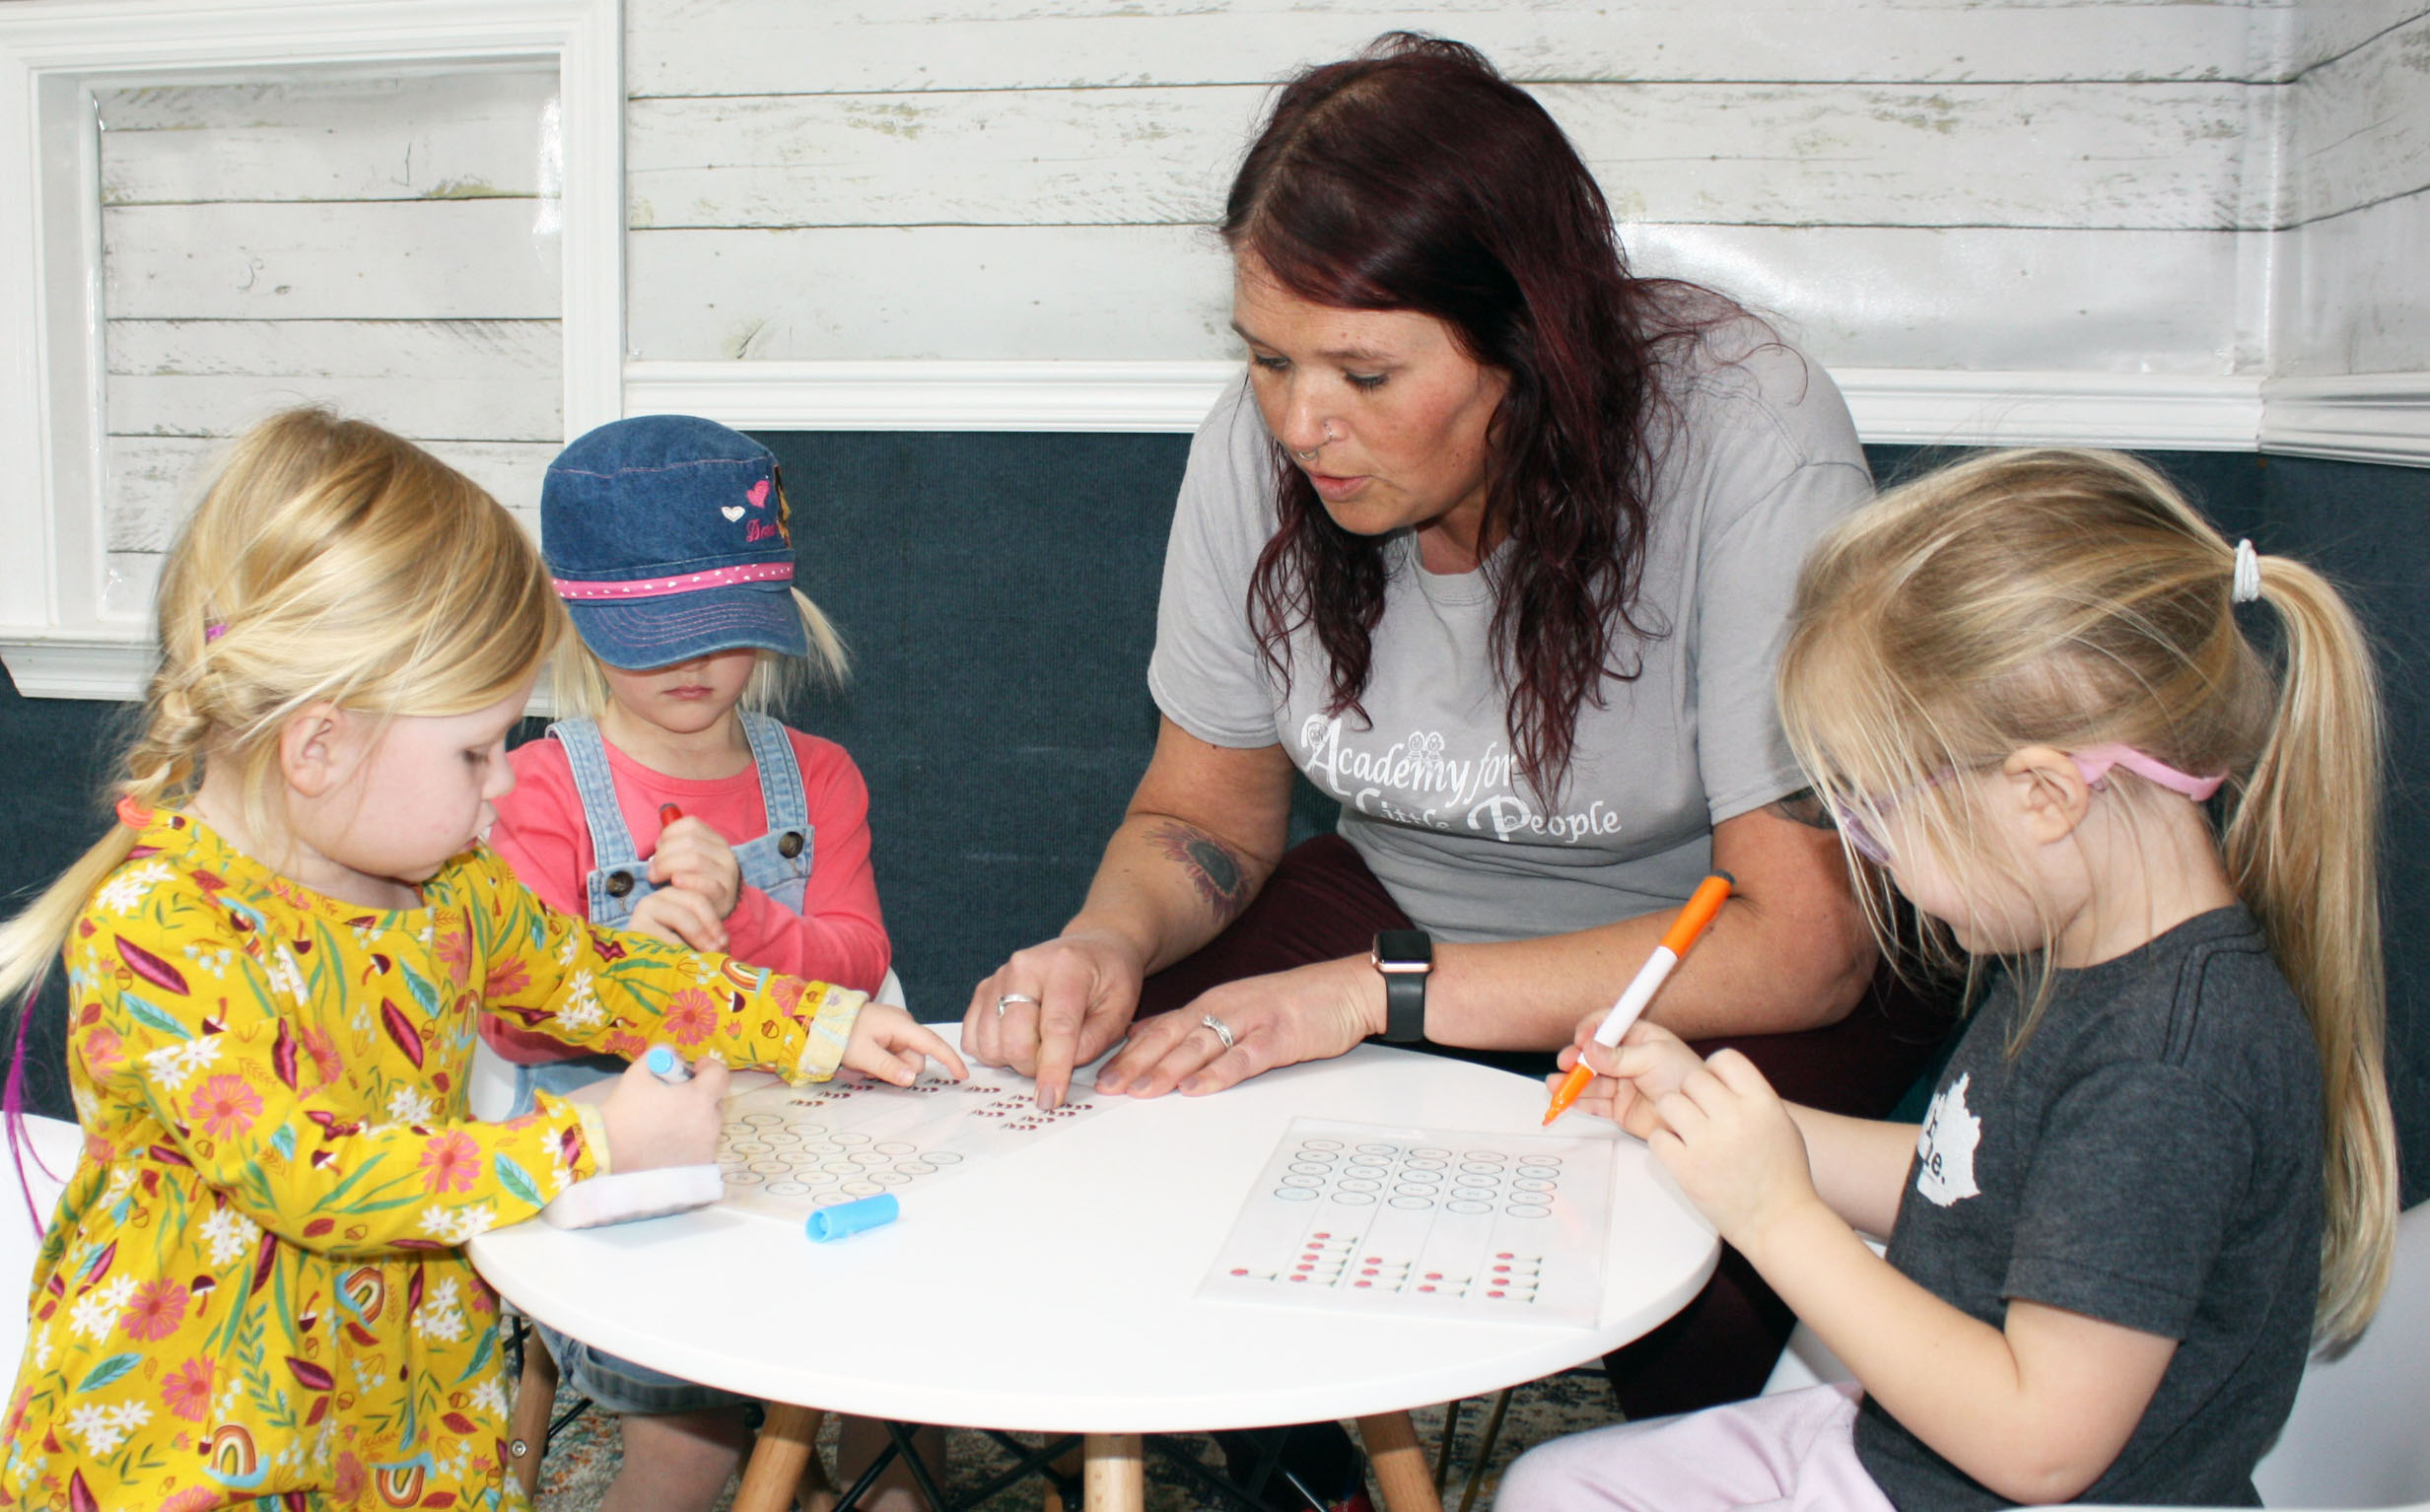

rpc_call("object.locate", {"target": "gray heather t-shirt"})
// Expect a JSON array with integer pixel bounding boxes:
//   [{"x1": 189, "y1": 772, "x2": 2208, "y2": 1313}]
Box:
[
  {"x1": 1147, "y1": 325, "x2": 1870, "y2": 940},
  {"x1": 1856, "y1": 907, "x2": 2323, "y2": 1510}
]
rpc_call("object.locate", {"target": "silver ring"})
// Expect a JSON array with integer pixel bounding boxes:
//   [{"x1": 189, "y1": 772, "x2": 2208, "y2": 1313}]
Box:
[
  {"x1": 1292, "y1": 446, "x2": 1318, "y2": 460},
  {"x1": 1201, "y1": 1013, "x2": 1236, "y2": 1051},
  {"x1": 996, "y1": 993, "x2": 1038, "y2": 1018}
]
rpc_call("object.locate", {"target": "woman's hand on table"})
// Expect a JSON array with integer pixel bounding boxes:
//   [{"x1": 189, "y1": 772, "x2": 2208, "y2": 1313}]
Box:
[
  {"x1": 846, "y1": 1002, "x2": 969, "y2": 1087},
  {"x1": 599, "y1": 1053, "x2": 731, "y2": 1172},
  {"x1": 963, "y1": 928, "x2": 1146, "y2": 1109},
  {"x1": 1093, "y1": 954, "x2": 1380, "y2": 1098}
]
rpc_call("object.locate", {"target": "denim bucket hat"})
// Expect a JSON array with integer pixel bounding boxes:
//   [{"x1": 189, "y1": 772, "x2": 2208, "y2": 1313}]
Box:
[{"x1": 541, "y1": 414, "x2": 808, "y2": 669}]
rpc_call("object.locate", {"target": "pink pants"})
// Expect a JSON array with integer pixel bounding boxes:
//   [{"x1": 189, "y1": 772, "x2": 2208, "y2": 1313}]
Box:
[{"x1": 1494, "y1": 1384, "x2": 1897, "y2": 1512}]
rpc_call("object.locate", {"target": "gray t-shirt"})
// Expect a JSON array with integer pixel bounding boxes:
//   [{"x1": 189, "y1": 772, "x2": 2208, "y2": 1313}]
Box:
[
  {"x1": 1147, "y1": 325, "x2": 1871, "y2": 940},
  {"x1": 1855, "y1": 907, "x2": 2323, "y2": 1510}
]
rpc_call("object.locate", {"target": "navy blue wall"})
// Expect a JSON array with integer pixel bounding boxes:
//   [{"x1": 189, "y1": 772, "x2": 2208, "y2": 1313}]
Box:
[{"x1": 3, "y1": 438, "x2": 2424, "y2": 1204}]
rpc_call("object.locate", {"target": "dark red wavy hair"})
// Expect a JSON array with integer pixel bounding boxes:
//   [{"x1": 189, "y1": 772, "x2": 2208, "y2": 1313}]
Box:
[{"x1": 1227, "y1": 33, "x2": 1741, "y2": 793}]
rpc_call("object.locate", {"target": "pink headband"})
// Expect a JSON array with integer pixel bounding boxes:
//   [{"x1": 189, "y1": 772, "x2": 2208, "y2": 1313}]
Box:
[{"x1": 552, "y1": 561, "x2": 793, "y2": 601}]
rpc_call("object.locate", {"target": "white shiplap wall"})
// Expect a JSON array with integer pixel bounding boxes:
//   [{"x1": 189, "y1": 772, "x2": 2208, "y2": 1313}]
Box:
[
  {"x1": 2261, "y1": 3, "x2": 2430, "y2": 460},
  {"x1": 620, "y1": 0, "x2": 2289, "y2": 380},
  {"x1": 97, "y1": 68, "x2": 563, "y2": 615}
]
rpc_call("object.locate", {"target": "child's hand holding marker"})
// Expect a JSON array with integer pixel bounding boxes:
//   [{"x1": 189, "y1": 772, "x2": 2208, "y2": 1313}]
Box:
[
  {"x1": 600, "y1": 1048, "x2": 730, "y2": 1172},
  {"x1": 625, "y1": 802, "x2": 741, "y2": 952}
]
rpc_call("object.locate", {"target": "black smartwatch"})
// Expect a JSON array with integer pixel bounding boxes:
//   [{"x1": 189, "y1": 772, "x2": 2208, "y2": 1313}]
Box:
[{"x1": 1369, "y1": 929, "x2": 1433, "y2": 1044}]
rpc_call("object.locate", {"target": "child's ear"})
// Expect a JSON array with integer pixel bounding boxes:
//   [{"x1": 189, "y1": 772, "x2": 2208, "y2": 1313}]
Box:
[
  {"x1": 2001, "y1": 745, "x2": 2091, "y2": 845},
  {"x1": 279, "y1": 702, "x2": 350, "y2": 798}
]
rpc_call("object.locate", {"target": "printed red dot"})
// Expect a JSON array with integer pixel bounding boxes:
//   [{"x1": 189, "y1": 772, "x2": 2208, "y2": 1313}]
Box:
[
  {"x1": 1425, "y1": 1271, "x2": 1442, "y2": 1280},
  {"x1": 1289, "y1": 1274, "x2": 1308, "y2": 1283},
  {"x1": 1493, "y1": 1265, "x2": 1510, "y2": 1273},
  {"x1": 1419, "y1": 1285, "x2": 1435, "y2": 1293},
  {"x1": 1361, "y1": 1269, "x2": 1378, "y2": 1276},
  {"x1": 1295, "y1": 1264, "x2": 1313, "y2": 1272},
  {"x1": 1488, "y1": 1290, "x2": 1505, "y2": 1299},
  {"x1": 1230, "y1": 1269, "x2": 1248, "y2": 1276},
  {"x1": 1313, "y1": 1232, "x2": 1330, "y2": 1240},
  {"x1": 1497, "y1": 1252, "x2": 1514, "y2": 1260},
  {"x1": 1354, "y1": 1280, "x2": 1372, "y2": 1288},
  {"x1": 1366, "y1": 1257, "x2": 1381, "y2": 1265}
]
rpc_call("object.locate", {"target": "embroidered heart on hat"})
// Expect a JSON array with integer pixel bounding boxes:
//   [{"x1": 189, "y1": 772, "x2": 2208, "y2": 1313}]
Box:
[
  {"x1": 747, "y1": 479, "x2": 771, "y2": 509},
  {"x1": 722, "y1": 506, "x2": 746, "y2": 521}
]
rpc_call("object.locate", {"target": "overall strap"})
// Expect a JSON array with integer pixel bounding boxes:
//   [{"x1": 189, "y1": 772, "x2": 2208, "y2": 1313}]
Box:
[
  {"x1": 547, "y1": 719, "x2": 650, "y2": 919},
  {"x1": 740, "y1": 712, "x2": 810, "y2": 833}
]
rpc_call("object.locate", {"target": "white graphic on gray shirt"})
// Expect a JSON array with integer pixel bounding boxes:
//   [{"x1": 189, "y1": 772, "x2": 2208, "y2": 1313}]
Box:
[
  {"x1": 1915, "y1": 1071, "x2": 1982, "y2": 1206},
  {"x1": 1295, "y1": 716, "x2": 1624, "y2": 844}
]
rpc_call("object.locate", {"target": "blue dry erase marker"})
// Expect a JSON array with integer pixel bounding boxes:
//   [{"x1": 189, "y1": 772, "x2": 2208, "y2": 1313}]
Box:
[
  {"x1": 645, "y1": 1045, "x2": 692, "y2": 1084},
  {"x1": 805, "y1": 1193, "x2": 898, "y2": 1242}
]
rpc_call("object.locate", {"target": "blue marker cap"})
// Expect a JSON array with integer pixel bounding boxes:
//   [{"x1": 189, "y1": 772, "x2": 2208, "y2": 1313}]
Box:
[
  {"x1": 645, "y1": 1045, "x2": 691, "y2": 1084},
  {"x1": 804, "y1": 1193, "x2": 898, "y2": 1243}
]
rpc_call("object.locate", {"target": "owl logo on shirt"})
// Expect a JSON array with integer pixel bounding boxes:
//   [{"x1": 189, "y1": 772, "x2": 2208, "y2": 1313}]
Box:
[{"x1": 1915, "y1": 1071, "x2": 1982, "y2": 1206}]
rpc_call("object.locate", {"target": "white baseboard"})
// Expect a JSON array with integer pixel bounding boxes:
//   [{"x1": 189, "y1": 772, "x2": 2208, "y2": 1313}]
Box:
[
  {"x1": 2258, "y1": 374, "x2": 2430, "y2": 467},
  {"x1": 625, "y1": 359, "x2": 2281, "y2": 452}
]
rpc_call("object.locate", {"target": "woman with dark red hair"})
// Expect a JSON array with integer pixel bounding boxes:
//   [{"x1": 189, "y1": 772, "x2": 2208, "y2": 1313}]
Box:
[{"x1": 966, "y1": 31, "x2": 1948, "y2": 1472}]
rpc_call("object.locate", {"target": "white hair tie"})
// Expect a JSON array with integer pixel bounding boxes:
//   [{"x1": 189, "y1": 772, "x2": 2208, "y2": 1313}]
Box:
[{"x1": 2232, "y1": 539, "x2": 2261, "y2": 604}]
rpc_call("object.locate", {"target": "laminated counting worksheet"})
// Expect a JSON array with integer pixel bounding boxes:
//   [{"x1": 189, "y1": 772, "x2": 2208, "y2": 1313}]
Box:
[
  {"x1": 1199, "y1": 1118, "x2": 1617, "y2": 1326},
  {"x1": 714, "y1": 1065, "x2": 1110, "y2": 1221}
]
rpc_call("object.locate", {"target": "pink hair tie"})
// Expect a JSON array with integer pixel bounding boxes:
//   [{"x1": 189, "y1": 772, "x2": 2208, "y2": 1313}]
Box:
[{"x1": 203, "y1": 620, "x2": 227, "y2": 642}]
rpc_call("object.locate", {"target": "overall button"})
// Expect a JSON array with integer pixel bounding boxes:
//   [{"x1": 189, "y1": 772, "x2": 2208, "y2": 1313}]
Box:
[
  {"x1": 605, "y1": 871, "x2": 635, "y2": 897},
  {"x1": 777, "y1": 832, "x2": 804, "y2": 859}
]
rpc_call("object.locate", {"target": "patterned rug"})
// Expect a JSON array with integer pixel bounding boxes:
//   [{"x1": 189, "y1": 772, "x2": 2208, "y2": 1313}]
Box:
[{"x1": 529, "y1": 1367, "x2": 1622, "y2": 1511}]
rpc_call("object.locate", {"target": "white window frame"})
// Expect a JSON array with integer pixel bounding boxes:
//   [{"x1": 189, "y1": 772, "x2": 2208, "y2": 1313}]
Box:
[{"x1": 0, "y1": 0, "x2": 621, "y2": 700}]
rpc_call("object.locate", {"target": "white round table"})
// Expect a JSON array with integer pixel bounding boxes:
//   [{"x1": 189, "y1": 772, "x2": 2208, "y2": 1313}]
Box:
[{"x1": 468, "y1": 1037, "x2": 1718, "y2": 1512}]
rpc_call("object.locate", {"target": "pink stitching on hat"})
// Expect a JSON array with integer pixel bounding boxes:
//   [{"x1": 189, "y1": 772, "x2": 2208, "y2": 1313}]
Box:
[{"x1": 553, "y1": 561, "x2": 794, "y2": 600}]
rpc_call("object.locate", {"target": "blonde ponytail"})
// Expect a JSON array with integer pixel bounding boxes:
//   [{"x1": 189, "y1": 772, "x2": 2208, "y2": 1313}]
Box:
[{"x1": 2226, "y1": 555, "x2": 2397, "y2": 1346}]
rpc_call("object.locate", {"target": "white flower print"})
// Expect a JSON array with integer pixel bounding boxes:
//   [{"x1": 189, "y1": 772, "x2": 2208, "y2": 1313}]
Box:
[
  {"x1": 200, "y1": 1204, "x2": 258, "y2": 1267},
  {"x1": 94, "y1": 863, "x2": 173, "y2": 915},
  {"x1": 68, "y1": 1275, "x2": 137, "y2": 1340},
  {"x1": 264, "y1": 948, "x2": 309, "y2": 1005},
  {"x1": 471, "y1": 1377, "x2": 511, "y2": 1418},
  {"x1": 387, "y1": 1087, "x2": 438, "y2": 1125},
  {"x1": 414, "y1": 1276, "x2": 467, "y2": 1342},
  {"x1": 417, "y1": 1203, "x2": 495, "y2": 1246},
  {"x1": 64, "y1": 1403, "x2": 124, "y2": 1456},
  {"x1": 143, "y1": 1035, "x2": 222, "y2": 1091}
]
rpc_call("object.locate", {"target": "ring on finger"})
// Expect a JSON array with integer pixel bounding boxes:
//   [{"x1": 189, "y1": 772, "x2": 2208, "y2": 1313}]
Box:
[
  {"x1": 996, "y1": 993, "x2": 1039, "y2": 1018},
  {"x1": 1200, "y1": 1013, "x2": 1236, "y2": 1051}
]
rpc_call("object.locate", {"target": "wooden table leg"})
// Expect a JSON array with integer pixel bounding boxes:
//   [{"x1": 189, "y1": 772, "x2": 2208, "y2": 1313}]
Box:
[
  {"x1": 505, "y1": 1329, "x2": 559, "y2": 1499},
  {"x1": 1082, "y1": 1432, "x2": 1145, "y2": 1512},
  {"x1": 1357, "y1": 1411, "x2": 1445, "y2": 1512},
  {"x1": 735, "y1": 1404, "x2": 827, "y2": 1512}
]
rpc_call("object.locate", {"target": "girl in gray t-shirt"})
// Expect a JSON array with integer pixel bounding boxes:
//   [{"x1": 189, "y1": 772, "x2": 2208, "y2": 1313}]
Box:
[{"x1": 1502, "y1": 447, "x2": 2400, "y2": 1510}]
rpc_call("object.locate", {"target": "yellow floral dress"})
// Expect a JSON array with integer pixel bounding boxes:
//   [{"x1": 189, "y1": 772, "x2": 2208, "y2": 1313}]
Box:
[{"x1": 1, "y1": 808, "x2": 864, "y2": 1512}]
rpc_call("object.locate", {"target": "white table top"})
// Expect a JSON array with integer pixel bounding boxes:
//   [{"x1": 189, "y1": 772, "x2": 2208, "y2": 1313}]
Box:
[{"x1": 467, "y1": 1036, "x2": 1718, "y2": 1434}]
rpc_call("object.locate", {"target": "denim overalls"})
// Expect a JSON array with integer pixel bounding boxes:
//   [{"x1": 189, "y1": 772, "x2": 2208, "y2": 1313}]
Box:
[{"x1": 509, "y1": 711, "x2": 817, "y2": 1115}]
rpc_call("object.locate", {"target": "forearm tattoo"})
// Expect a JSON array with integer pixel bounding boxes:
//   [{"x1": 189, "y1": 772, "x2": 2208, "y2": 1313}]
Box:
[{"x1": 1146, "y1": 820, "x2": 1252, "y2": 924}]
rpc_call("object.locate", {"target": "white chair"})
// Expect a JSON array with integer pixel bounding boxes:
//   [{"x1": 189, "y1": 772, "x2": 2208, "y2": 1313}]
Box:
[
  {"x1": 2, "y1": 1115, "x2": 88, "y2": 1386},
  {"x1": 1766, "y1": 1203, "x2": 2430, "y2": 1510}
]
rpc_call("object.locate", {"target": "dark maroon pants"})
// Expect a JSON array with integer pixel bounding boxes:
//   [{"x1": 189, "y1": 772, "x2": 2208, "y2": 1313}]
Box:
[{"x1": 1140, "y1": 833, "x2": 1954, "y2": 1420}]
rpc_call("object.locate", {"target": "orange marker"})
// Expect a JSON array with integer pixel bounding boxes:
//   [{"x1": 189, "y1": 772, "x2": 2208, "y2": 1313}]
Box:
[
  {"x1": 659, "y1": 803, "x2": 683, "y2": 825},
  {"x1": 1544, "y1": 871, "x2": 1735, "y2": 1125}
]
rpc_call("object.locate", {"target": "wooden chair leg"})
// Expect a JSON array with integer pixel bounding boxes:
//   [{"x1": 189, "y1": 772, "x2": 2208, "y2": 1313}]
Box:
[
  {"x1": 736, "y1": 1404, "x2": 827, "y2": 1512},
  {"x1": 1041, "y1": 1442, "x2": 1087, "y2": 1512},
  {"x1": 1082, "y1": 1433, "x2": 1145, "y2": 1512},
  {"x1": 795, "y1": 1414, "x2": 839, "y2": 1512},
  {"x1": 1455, "y1": 1389, "x2": 1515, "y2": 1512},
  {"x1": 1355, "y1": 1410, "x2": 1443, "y2": 1512},
  {"x1": 506, "y1": 1325, "x2": 560, "y2": 1498}
]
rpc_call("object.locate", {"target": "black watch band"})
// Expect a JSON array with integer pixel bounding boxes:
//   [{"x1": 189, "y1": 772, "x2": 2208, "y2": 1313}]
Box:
[{"x1": 1370, "y1": 928, "x2": 1433, "y2": 1044}]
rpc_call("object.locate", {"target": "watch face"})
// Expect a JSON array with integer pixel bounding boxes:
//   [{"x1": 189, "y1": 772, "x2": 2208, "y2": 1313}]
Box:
[{"x1": 1373, "y1": 929, "x2": 1432, "y2": 970}]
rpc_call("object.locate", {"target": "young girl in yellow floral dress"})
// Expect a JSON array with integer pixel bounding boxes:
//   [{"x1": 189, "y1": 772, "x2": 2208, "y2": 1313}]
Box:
[{"x1": 0, "y1": 409, "x2": 960, "y2": 1512}]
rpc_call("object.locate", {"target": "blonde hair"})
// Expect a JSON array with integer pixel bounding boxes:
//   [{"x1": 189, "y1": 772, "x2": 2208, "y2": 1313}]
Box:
[
  {"x1": 1778, "y1": 447, "x2": 2396, "y2": 1348},
  {"x1": 0, "y1": 409, "x2": 563, "y2": 1010},
  {"x1": 546, "y1": 587, "x2": 849, "y2": 721}
]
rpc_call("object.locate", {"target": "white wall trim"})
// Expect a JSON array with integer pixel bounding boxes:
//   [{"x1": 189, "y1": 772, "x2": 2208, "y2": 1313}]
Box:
[
  {"x1": 0, "y1": 0, "x2": 621, "y2": 701},
  {"x1": 2258, "y1": 373, "x2": 2430, "y2": 467},
  {"x1": 627, "y1": 359, "x2": 2273, "y2": 451}
]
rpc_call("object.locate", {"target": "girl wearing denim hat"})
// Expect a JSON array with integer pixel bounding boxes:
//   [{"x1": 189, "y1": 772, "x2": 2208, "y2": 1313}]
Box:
[
  {"x1": 485, "y1": 413, "x2": 910, "y2": 1511},
  {"x1": 0, "y1": 409, "x2": 957, "y2": 1512}
]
